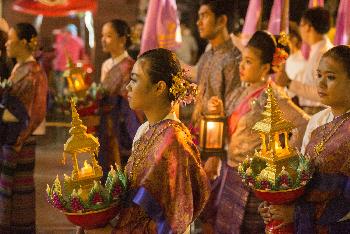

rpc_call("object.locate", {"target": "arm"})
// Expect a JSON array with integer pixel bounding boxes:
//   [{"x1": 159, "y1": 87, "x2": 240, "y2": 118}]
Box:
[
  {"x1": 289, "y1": 80, "x2": 320, "y2": 103},
  {"x1": 223, "y1": 52, "x2": 241, "y2": 116},
  {"x1": 274, "y1": 64, "x2": 321, "y2": 103}
]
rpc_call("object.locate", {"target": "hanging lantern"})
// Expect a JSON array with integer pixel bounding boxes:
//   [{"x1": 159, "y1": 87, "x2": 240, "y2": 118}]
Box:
[
  {"x1": 199, "y1": 114, "x2": 226, "y2": 159},
  {"x1": 12, "y1": 0, "x2": 97, "y2": 17}
]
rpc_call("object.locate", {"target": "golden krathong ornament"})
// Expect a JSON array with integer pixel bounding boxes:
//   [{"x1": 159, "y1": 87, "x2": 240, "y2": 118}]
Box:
[
  {"x1": 46, "y1": 99, "x2": 127, "y2": 229},
  {"x1": 238, "y1": 84, "x2": 312, "y2": 233},
  {"x1": 251, "y1": 85, "x2": 299, "y2": 187},
  {"x1": 62, "y1": 99, "x2": 102, "y2": 199}
]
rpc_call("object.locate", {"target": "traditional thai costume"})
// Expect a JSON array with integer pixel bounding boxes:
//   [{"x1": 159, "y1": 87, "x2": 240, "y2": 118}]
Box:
[
  {"x1": 0, "y1": 59, "x2": 47, "y2": 233},
  {"x1": 98, "y1": 52, "x2": 142, "y2": 181},
  {"x1": 295, "y1": 108, "x2": 350, "y2": 233},
  {"x1": 111, "y1": 113, "x2": 210, "y2": 233},
  {"x1": 204, "y1": 82, "x2": 309, "y2": 233},
  {"x1": 192, "y1": 39, "x2": 241, "y2": 126}
]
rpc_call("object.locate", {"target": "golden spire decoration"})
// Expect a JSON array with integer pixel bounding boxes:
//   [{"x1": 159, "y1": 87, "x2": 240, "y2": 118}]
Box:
[
  {"x1": 253, "y1": 84, "x2": 294, "y2": 134},
  {"x1": 252, "y1": 84, "x2": 299, "y2": 185},
  {"x1": 64, "y1": 99, "x2": 99, "y2": 155},
  {"x1": 62, "y1": 99, "x2": 102, "y2": 192}
]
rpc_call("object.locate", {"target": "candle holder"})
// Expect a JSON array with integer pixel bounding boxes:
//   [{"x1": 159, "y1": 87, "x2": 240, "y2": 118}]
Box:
[
  {"x1": 199, "y1": 114, "x2": 226, "y2": 160},
  {"x1": 46, "y1": 99, "x2": 127, "y2": 229},
  {"x1": 237, "y1": 85, "x2": 312, "y2": 234}
]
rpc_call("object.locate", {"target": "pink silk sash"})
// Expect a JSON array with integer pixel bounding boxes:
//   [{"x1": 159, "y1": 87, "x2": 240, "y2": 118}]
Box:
[{"x1": 227, "y1": 84, "x2": 267, "y2": 136}]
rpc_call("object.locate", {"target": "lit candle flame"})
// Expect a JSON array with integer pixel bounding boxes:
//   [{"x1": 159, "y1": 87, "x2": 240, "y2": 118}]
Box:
[{"x1": 81, "y1": 160, "x2": 93, "y2": 176}]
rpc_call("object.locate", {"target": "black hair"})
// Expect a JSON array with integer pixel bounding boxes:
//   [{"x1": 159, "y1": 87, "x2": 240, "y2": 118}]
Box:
[
  {"x1": 138, "y1": 48, "x2": 181, "y2": 101},
  {"x1": 247, "y1": 30, "x2": 277, "y2": 73},
  {"x1": 200, "y1": 0, "x2": 234, "y2": 32},
  {"x1": 322, "y1": 45, "x2": 350, "y2": 78},
  {"x1": 14, "y1": 23, "x2": 37, "y2": 44},
  {"x1": 301, "y1": 7, "x2": 330, "y2": 34},
  {"x1": 108, "y1": 19, "x2": 132, "y2": 49}
]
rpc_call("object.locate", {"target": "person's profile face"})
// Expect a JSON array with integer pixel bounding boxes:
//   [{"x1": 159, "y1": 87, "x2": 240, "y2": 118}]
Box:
[
  {"x1": 126, "y1": 59, "x2": 155, "y2": 111},
  {"x1": 196, "y1": 5, "x2": 219, "y2": 40},
  {"x1": 101, "y1": 23, "x2": 125, "y2": 54},
  {"x1": 6, "y1": 28, "x2": 21, "y2": 58},
  {"x1": 316, "y1": 56, "x2": 350, "y2": 108},
  {"x1": 239, "y1": 47, "x2": 268, "y2": 83}
]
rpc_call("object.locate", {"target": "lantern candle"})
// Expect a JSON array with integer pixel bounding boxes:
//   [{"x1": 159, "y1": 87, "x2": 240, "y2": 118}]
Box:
[
  {"x1": 206, "y1": 121, "x2": 222, "y2": 148},
  {"x1": 81, "y1": 160, "x2": 93, "y2": 177}
]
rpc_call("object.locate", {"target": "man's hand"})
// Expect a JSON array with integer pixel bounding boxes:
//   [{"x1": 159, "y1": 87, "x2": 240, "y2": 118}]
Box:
[{"x1": 207, "y1": 96, "x2": 224, "y2": 115}]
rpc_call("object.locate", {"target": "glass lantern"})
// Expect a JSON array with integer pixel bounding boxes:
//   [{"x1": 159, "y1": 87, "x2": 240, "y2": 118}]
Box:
[{"x1": 199, "y1": 114, "x2": 226, "y2": 159}]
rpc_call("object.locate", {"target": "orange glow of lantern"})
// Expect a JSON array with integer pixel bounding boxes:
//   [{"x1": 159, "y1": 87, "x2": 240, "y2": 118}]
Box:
[
  {"x1": 199, "y1": 114, "x2": 226, "y2": 159},
  {"x1": 64, "y1": 57, "x2": 88, "y2": 97}
]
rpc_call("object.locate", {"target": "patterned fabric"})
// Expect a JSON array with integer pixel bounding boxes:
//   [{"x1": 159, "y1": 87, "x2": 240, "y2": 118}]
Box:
[
  {"x1": 100, "y1": 51, "x2": 129, "y2": 83},
  {"x1": 6, "y1": 61, "x2": 48, "y2": 150},
  {"x1": 113, "y1": 119, "x2": 210, "y2": 233},
  {"x1": 192, "y1": 40, "x2": 241, "y2": 126},
  {"x1": 215, "y1": 165, "x2": 265, "y2": 234},
  {"x1": 101, "y1": 56, "x2": 135, "y2": 98},
  {"x1": 98, "y1": 57, "x2": 142, "y2": 181},
  {"x1": 296, "y1": 112, "x2": 350, "y2": 233},
  {"x1": 0, "y1": 140, "x2": 36, "y2": 233},
  {"x1": 0, "y1": 61, "x2": 47, "y2": 233}
]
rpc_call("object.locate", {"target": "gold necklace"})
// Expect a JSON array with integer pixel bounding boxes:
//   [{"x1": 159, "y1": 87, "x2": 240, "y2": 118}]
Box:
[{"x1": 314, "y1": 115, "x2": 350, "y2": 156}]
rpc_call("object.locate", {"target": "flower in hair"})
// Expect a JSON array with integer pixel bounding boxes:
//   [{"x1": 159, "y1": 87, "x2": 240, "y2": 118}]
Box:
[
  {"x1": 272, "y1": 47, "x2": 289, "y2": 72},
  {"x1": 169, "y1": 69, "x2": 198, "y2": 105}
]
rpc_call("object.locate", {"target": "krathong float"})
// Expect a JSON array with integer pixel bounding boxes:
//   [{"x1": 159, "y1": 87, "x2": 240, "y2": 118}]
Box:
[
  {"x1": 238, "y1": 85, "x2": 313, "y2": 234},
  {"x1": 46, "y1": 99, "x2": 127, "y2": 229}
]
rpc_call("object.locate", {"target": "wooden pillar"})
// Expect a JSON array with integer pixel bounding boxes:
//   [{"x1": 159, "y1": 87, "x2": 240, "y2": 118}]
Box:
[{"x1": 281, "y1": 0, "x2": 290, "y2": 33}]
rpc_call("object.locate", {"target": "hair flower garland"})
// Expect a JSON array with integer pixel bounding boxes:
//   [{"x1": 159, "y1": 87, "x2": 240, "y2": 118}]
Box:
[
  {"x1": 272, "y1": 47, "x2": 289, "y2": 72},
  {"x1": 169, "y1": 69, "x2": 198, "y2": 105}
]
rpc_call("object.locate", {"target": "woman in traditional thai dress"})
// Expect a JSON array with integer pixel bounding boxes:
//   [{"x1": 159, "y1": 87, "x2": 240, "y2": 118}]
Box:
[
  {"x1": 82, "y1": 48, "x2": 210, "y2": 233},
  {"x1": 259, "y1": 45, "x2": 350, "y2": 233},
  {"x1": 98, "y1": 19, "x2": 142, "y2": 180},
  {"x1": 0, "y1": 23, "x2": 47, "y2": 233},
  {"x1": 201, "y1": 31, "x2": 309, "y2": 233}
]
